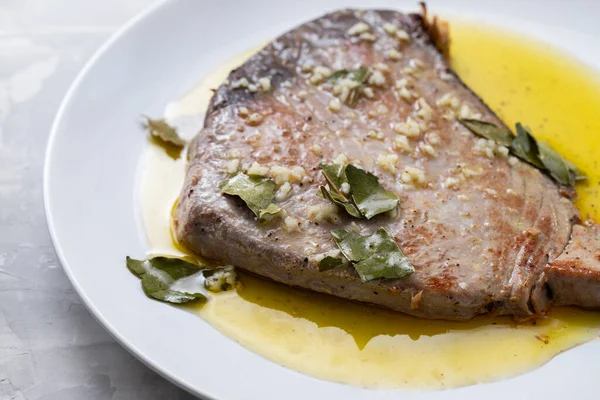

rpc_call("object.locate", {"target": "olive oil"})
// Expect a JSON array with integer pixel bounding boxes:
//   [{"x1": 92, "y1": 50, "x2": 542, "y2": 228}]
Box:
[{"x1": 141, "y1": 21, "x2": 600, "y2": 389}]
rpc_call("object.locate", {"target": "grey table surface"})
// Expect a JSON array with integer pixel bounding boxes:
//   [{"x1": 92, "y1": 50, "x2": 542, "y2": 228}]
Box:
[{"x1": 0, "y1": 1, "x2": 195, "y2": 398}]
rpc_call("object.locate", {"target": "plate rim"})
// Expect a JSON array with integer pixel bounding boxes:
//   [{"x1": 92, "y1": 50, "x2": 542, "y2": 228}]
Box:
[{"x1": 42, "y1": 0, "x2": 206, "y2": 398}]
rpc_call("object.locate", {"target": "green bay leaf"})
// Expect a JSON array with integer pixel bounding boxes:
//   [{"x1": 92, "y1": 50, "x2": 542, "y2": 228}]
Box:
[
  {"x1": 220, "y1": 173, "x2": 281, "y2": 222},
  {"x1": 330, "y1": 228, "x2": 414, "y2": 282},
  {"x1": 458, "y1": 119, "x2": 513, "y2": 146},
  {"x1": 319, "y1": 164, "x2": 399, "y2": 220},
  {"x1": 318, "y1": 256, "x2": 346, "y2": 271},
  {"x1": 142, "y1": 116, "x2": 186, "y2": 148},
  {"x1": 565, "y1": 159, "x2": 587, "y2": 182},
  {"x1": 510, "y1": 123, "x2": 545, "y2": 169},
  {"x1": 537, "y1": 141, "x2": 573, "y2": 186},
  {"x1": 345, "y1": 165, "x2": 399, "y2": 219},
  {"x1": 126, "y1": 256, "x2": 207, "y2": 304},
  {"x1": 458, "y1": 117, "x2": 586, "y2": 187}
]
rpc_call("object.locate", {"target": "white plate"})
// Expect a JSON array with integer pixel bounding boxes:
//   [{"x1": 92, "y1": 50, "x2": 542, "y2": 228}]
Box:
[{"x1": 44, "y1": 0, "x2": 600, "y2": 398}]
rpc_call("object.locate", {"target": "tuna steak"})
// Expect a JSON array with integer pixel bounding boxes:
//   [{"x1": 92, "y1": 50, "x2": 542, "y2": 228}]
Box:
[{"x1": 174, "y1": 8, "x2": 600, "y2": 320}]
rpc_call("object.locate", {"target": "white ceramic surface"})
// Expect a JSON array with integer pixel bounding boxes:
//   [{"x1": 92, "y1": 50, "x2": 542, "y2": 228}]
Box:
[{"x1": 44, "y1": 0, "x2": 600, "y2": 399}]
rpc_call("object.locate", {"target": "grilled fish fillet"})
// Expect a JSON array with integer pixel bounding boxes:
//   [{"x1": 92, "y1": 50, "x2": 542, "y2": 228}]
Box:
[{"x1": 174, "y1": 9, "x2": 600, "y2": 320}]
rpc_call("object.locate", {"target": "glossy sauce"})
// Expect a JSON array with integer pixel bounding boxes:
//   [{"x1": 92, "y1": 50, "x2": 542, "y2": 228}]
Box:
[{"x1": 140, "y1": 22, "x2": 600, "y2": 389}]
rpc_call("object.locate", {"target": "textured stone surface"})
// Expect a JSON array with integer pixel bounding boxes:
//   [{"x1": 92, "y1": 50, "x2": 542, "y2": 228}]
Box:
[{"x1": 0, "y1": 1, "x2": 195, "y2": 398}]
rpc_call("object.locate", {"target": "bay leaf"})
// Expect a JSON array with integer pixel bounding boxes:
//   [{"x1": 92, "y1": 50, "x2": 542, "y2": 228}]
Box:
[
  {"x1": 330, "y1": 228, "x2": 414, "y2": 282},
  {"x1": 126, "y1": 256, "x2": 207, "y2": 304},
  {"x1": 459, "y1": 118, "x2": 513, "y2": 146},
  {"x1": 220, "y1": 173, "x2": 281, "y2": 222},
  {"x1": 510, "y1": 123, "x2": 545, "y2": 169},
  {"x1": 537, "y1": 141, "x2": 574, "y2": 186},
  {"x1": 319, "y1": 164, "x2": 399, "y2": 219},
  {"x1": 142, "y1": 116, "x2": 186, "y2": 148}
]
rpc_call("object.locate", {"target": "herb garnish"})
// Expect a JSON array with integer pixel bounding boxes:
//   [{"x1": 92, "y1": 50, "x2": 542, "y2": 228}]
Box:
[
  {"x1": 459, "y1": 118, "x2": 513, "y2": 147},
  {"x1": 328, "y1": 67, "x2": 370, "y2": 106},
  {"x1": 126, "y1": 256, "x2": 207, "y2": 304},
  {"x1": 459, "y1": 119, "x2": 585, "y2": 186},
  {"x1": 319, "y1": 163, "x2": 399, "y2": 219},
  {"x1": 220, "y1": 172, "x2": 282, "y2": 222},
  {"x1": 318, "y1": 255, "x2": 347, "y2": 271},
  {"x1": 327, "y1": 228, "x2": 414, "y2": 282},
  {"x1": 510, "y1": 123, "x2": 545, "y2": 169},
  {"x1": 142, "y1": 116, "x2": 186, "y2": 148}
]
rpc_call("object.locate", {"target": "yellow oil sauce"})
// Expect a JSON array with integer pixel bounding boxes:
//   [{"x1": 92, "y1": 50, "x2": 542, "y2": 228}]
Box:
[
  {"x1": 451, "y1": 23, "x2": 600, "y2": 219},
  {"x1": 140, "y1": 22, "x2": 600, "y2": 389}
]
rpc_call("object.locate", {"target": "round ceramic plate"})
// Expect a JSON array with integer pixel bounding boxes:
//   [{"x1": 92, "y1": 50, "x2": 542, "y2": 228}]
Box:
[{"x1": 44, "y1": 0, "x2": 600, "y2": 398}]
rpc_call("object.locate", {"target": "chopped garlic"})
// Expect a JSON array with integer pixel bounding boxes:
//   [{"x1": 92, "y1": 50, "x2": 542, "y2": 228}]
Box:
[
  {"x1": 393, "y1": 116, "x2": 421, "y2": 137},
  {"x1": 283, "y1": 216, "x2": 301, "y2": 232},
  {"x1": 462, "y1": 167, "x2": 483, "y2": 178},
  {"x1": 246, "y1": 113, "x2": 263, "y2": 126},
  {"x1": 248, "y1": 161, "x2": 269, "y2": 176},
  {"x1": 472, "y1": 138, "x2": 496, "y2": 159},
  {"x1": 348, "y1": 21, "x2": 371, "y2": 35},
  {"x1": 394, "y1": 135, "x2": 412, "y2": 152},
  {"x1": 368, "y1": 70, "x2": 386, "y2": 87},
  {"x1": 496, "y1": 146, "x2": 509, "y2": 158},
  {"x1": 459, "y1": 104, "x2": 481, "y2": 120},
  {"x1": 382, "y1": 22, "x2": 397, "y2": 35},
  {"x1": 307, "y1": 204, "x2": 341, "y2": 224},
  {"x1": 367, "y1": 130, "x2": 385, "y2": 140},
  {"x1": 376, "y1": 104, "x2": 389, "y2": 115},
  {"x1": 395, "y1": 78, "x2": 410, "y2": 89},
  {"x1": 386, "y1": 49, "x2": 402, "y2": 61},
  {"x1": 328, "y1": 98, "x2": 342, "y2": 112},
  {"x1": 291, "y1": 166, "x2": 306, "y2": 182},
  {"x1": 377, "y1": 153, "x2": 399, "y2": 173},
  {"x1": 359, "y1": 32, "x2": 376, "y2": 41},
  {"x1": 395, "y1": 29, "x2": 410, "y2": 41},
  {"x1": 373, "y1": 63, "x2": 390, "y2": 72},
  {"x1": 444, "y1": 177, "x2": 460, "y2": 190},
  {"x1": 230, "y1": 77, "x2": 249, "y2": 89},
  {"x1": 418, "y1": 142, "x2": 437, "y2": 157},
  {"x1": 415, "y1": 98, "x2": 433, "y2": 122},
  {"x1": 271, "y1": 166, "x2": 292, "y2": 185},
  {"x1": 397, "y1": 86, "x2": 413, "y2": 101},
  {"x1": 401, "y1": 166, "x2": 426, "y2": 186},
  {"x1": 297, "y1": 89, "x2": 308, "y2": 99},
  {"x1": 300, "y1": 63, "x2": 314, "y2": 73},
  {"x1": 225, "y1": 159, "x2": 240, "y2": 174},
  {"x1": 205, "y1": 266, "x2": 237, "y2": 292},
  {"x1": 309, "y1": 66, "x2": 332, "y2": 85},
  {"x1": 436, "y1": 93, "x2": 460, "y2": 109},
  {"x1": 362, "y1": 87, "x2": 375, "y2": 98},
  {"x1": 333, "y1": 77, "x2": 361, "y2": 103},
  {"x1": 276, "y1": 182, "x2": 292, "y2": 201},
  {"x1": 258, "y1": 77, "x2": 272, "y2": 91},
  {"x1": 311, "y1": 143, "x2": 323, "y2": 155},
  {"x1": 333, "y1": 153, "x2": 349, "y2": 165},
  {"x1": 340, "y1": 182, "x2": 351, "y2": 194},
  {"x1": 238, "y1": 106, "x2": 250, "y2": 117},
  {"x1": 425, "y1": 132, "x2": 441, "y2": 145}
]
